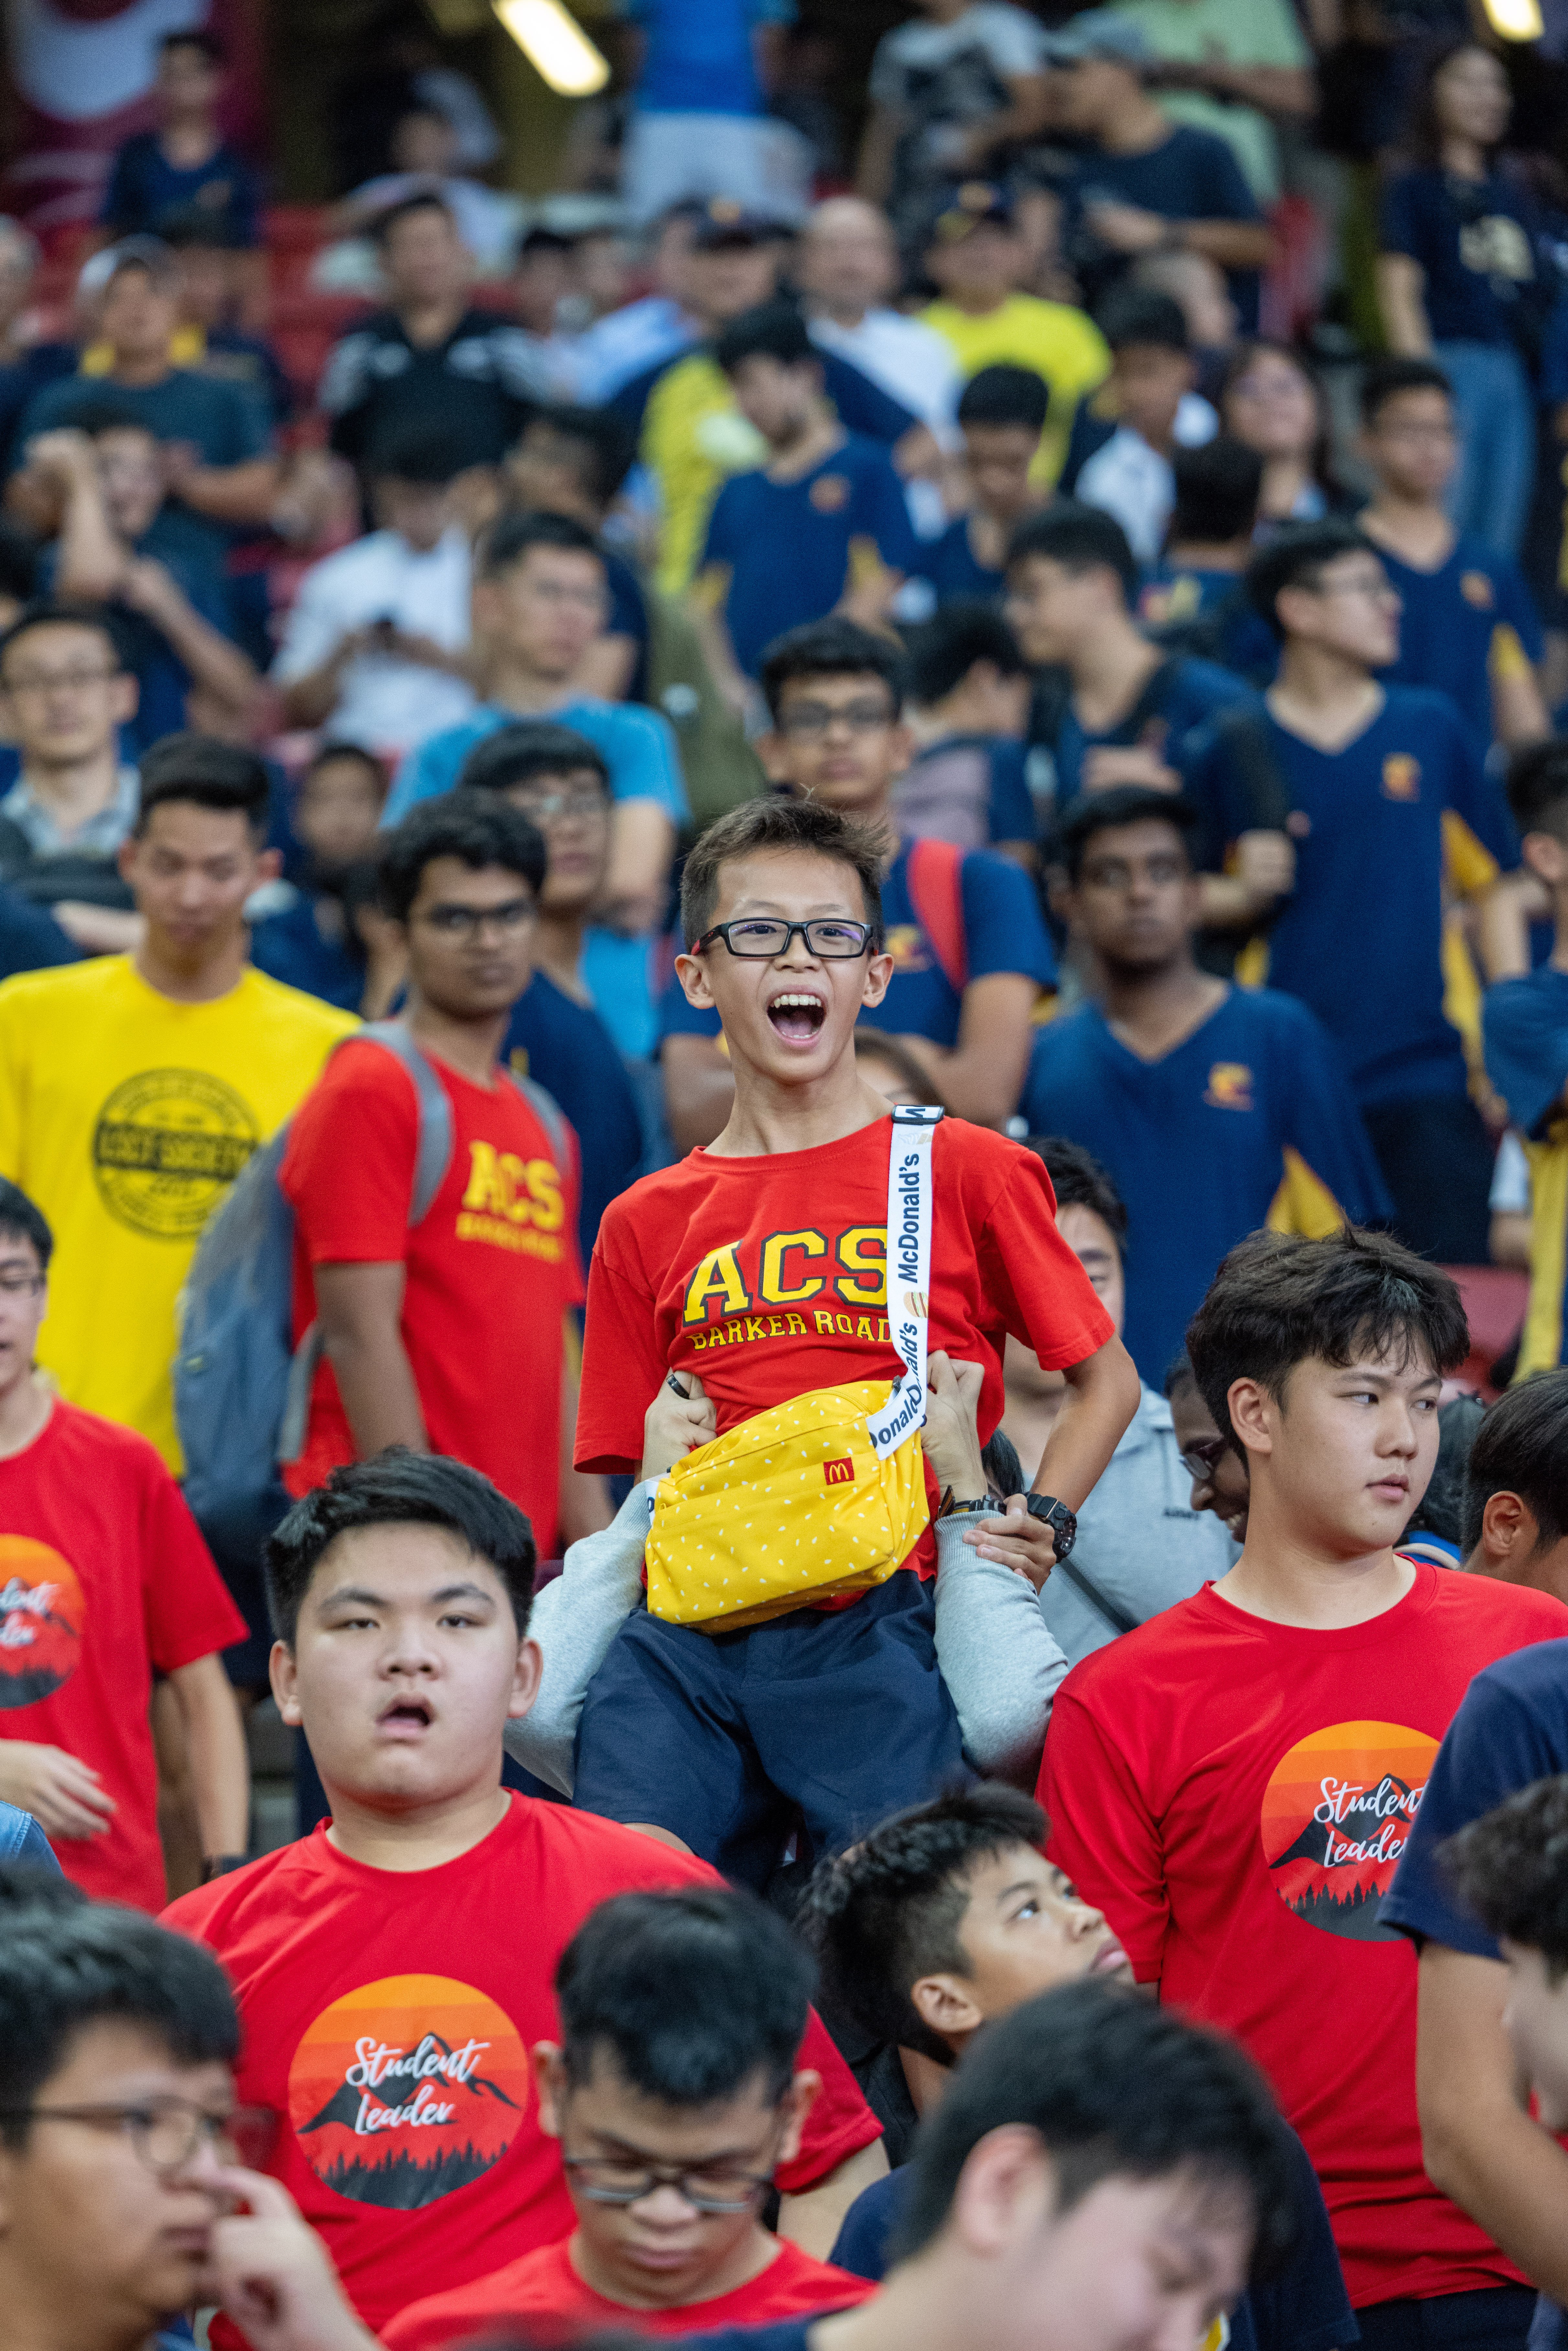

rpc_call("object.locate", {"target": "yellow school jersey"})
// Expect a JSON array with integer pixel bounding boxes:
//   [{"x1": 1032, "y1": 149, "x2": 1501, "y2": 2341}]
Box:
[
  {"x1": 642, "y1": 351, "x2": 768, "y2": 595},
  {"x1": 920, "y1": 294, "x2": 1110, "y2": 484},
  {"x1": 0, "y1": 957, "x2": 356, "y2": 1469}
]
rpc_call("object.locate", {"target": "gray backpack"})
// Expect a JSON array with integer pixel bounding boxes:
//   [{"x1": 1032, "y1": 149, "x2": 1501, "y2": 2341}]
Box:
[{"x1": 174, "y1": 1020, "x2": 566, "y2": 1553}]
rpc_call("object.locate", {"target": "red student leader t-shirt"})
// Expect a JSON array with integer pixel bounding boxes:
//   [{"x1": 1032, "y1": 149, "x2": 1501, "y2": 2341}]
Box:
[
  {"x1": 1038, "y1": 1562, "x2": 1568, "y2": 2309},
  {"x1": 382, "y1": 2229, "x2": 878, "y2": 2351},
  {"x1": 280, "y1": 1039, "x2": 583, "y2": 1546},
  {"x1": 575, "y1": 1116, "x2": 1113, "y2": 1577},
  {"x1": 0, "y1": 1399, "x2": 245, "y2": 1910},
  {"x1": 162, "y1": 1794, "x2": 881, "y2": 2339}
]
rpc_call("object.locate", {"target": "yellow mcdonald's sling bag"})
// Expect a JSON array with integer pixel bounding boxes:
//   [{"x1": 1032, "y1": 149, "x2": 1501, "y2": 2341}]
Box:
[{"x1": 644, "y1": 1105, "x2": 943, "y2": 1632}]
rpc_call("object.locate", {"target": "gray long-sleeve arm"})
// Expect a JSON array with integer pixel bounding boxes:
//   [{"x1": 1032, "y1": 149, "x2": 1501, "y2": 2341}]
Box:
[
  {"x1": 933, "y1": 1514, "x2": 1069, "y2": 1786},
  {"x1": 502, "y1": 1479, "x2": 656, "y2": 1797}
]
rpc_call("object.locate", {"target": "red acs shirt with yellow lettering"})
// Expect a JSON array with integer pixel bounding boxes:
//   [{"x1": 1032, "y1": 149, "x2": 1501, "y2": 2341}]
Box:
[
  {"x1": 575, "y1": 1115, "x2": 1112, "y2": 1572},
  {"x1": 280, "y1": 1039, "x2": 582, "y2": 1542}
]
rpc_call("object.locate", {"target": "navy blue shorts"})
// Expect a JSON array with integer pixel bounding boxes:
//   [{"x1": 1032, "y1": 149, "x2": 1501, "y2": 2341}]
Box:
[{"x1": 572, "y1": 1569, "x2": 966, "y2": 1888}]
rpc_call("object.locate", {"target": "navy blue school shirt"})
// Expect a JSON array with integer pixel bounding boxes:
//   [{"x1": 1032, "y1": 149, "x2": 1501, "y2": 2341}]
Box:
[
  {"x1": 923, "y1": 513, "x2": 1003, "y2": 606},
  {"x1": 1484, "y1": 966, "x2": 1568, "y2": 1376},
  {"x1": 249, "y1": 894, "x2": 366, "y2": 1014},
  {"x1": 603, "y1": 545, "x2": 652, "y2": 707},
  {"x1": 101, "y1": 132, "x2": 263, "y2": 245},
  {"x1": 1021, "y1": 986, "x2": 1390, "y2": 1385},
  {"x1": 828, "y1": 2127, "x2": 1355, "y2": 2351},
  {"x1": 0, "y1": 342, "x2": 77, "y2": 476},
  {"x1": 658, "y1": 836, "x2": 1056, "y2": 1055},
  {"x1": 1066, "y1": 125, "x2": 1264, "y2": 331},
  {"x1": 502, "y1": 970, "x2": 646, "y2": 1261},
  {"x1": 0, "y1": 885, "x2": 80, "y2": 982},
  {"x1": 669, "y1": 2324, "x2": 815, "y2": 2351},
  {"x1": 1189, "y1": 686, "x2": 1517, "y2": 1107},
  {"x1": 1373, "y1": 535, "x2": 1542, "y2": 753},
  {"x1": 18, "y1": 368, "x2": 272, "y2": 567},
  {"x1": 1380, "y1": 168, "x2": 1546, "y2": 348},
  {"x1": 613, "y1": 341, "x2": 919, "y2": 450},
  {"x1": 699, "y1": 433, "x2": 919, "y2": 678},
  {"x1": 1383, "y1": 1636, "x2": 1568, "y2": 1957},
  {"x1": 1137, "y1": 563, "x2": 1279, "y2": 685}
]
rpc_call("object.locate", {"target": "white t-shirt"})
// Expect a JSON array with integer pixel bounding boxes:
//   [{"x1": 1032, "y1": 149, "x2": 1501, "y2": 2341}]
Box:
[
  {"x1": 869, "y1": 3, "x2": 1046, "y2": 112},
  {"x1": 809, "y1": 310, "x2": 963, "y2": 438},
  {"x1": 272, "y1": 526, "x2": 476, "y2": 759},
  {"x1": 1075, "y1": 393, "x2": 1217, "y2": 565}
]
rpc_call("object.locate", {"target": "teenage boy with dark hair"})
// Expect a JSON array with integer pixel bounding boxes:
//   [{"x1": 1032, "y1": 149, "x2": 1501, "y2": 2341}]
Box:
[
  {"x1": 642, "y1": 1977, "x2": 1301, "y2": 2351},
  {"x1": 1021, "y1": 787, "x2": 1389, "y2": 1383},
  {"x1": 1357, "y1": 358, "x2": 1547, "y2": 755},
  {"x1": 1068, "y1": 291, "x2": 1216, "y2": 567},
  {"x1": 0, "y1": 1174, "x2": 248, "y2": 1907},
  {"x1": 1005, "y1": 504, "x2": 1293, "y2": 936},
  {"x1": 1457, "y1": 1371, "x2": 1568, "y2": 1598},
  {"x1": 898, "y1": 604, "x2": 1036, "y2": 865},
  {"x1": 1042, "y1": 1225, "x2": 1568, "y2": 2351},
  {"x1": 575, "y1": 785, "x2": 1138, "y2": 1878},
  {"x1": 924, "y1": 365, "x2": 1050, "y2": 609},
  {"x1": 0, "y1": 602, "x2": 141, "y2": 935},
  {"x1": 0, "y1": 735, "x2": 354, "y2": 1476},
  {"x1": 166, "y1": 1452, "x2": 887, "y2": 2338},
  {"x1": 382, "y1": 1886, "x2": 878, "y2": 2349},
  {"x1": 1483, "y1": 741, "x2": 1568, "y2": 1374},
  {"x1": 658, "y1": 617, "x2": 1057, "y2": 1147},
  {"x1": 504, "y1": 403, "x2": 650, "y2": 704},
  {"x1": 1189, "y1": 518, "x2": 1521, "y2": 1262},
  {"x1": 696, "y1": 299, "x2": 917, "y2": 699},
  {"x1": 1139, "y1": 437, "x2": 1278, "y2": 681},
  {"x1": 459, "y1": 722, "x2": 648, "y2": 1261},
  {"x1": 0, "y1": 1903, "x2": 383, "y2": 2351},
  {"x1": 281, "y1": 791, "x2": 607, "y2": 1552},
  {"x1": 99, "y1": 31, "x2": 262, "y2": 248}
]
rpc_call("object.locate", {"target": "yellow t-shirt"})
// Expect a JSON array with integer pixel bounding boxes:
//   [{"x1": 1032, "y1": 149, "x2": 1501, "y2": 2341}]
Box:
[
  {"x1": 643, "y1": 351, "x2": 769, "y2": 596},
  {"x1": 0, "y1": 958, "x2": 357, "y2": 1469},
  {"x1": 920, "y1": 295, "x2": 1110, "y2": 485}
]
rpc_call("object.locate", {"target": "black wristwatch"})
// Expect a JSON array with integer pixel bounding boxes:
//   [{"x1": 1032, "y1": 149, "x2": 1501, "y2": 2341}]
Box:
[{"x1": 1025, "y1": 1494, "x2": 1077, "y2": 1560}]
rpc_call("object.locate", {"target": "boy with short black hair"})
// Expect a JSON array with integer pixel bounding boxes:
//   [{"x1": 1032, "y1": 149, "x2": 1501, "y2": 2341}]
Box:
[
  {"x1": 658, "y1": 617, "x2": 1057, "y2": 1146},
  {"x1": 577, "y1": 784, "x2": 1138, "y2": 1880},
  {"x1": 382, "y1": 1886, "x2": 878, "y2": 2349},
  {"x1": 99, "y1": 30, "x2": 262, "y2": 249},
  {"x1": 166, "y1": 1452, "x2": 885, "y2": 2340},
  {"x1": 1357, "y1": 357, "x2": 1547, "y2": 754},
  {"x1": 898, "y1": 603, "x2": 1035, "y2": 863},
  {"x1": 925, "y1": 365, "x2": 1050, "y2": 608},
  {"x1": 1139, "y1": 436, "x2": 1277, "y2": 681},
  {"x1": 1459, "y1": 1370, "x2": 1568, "y2": 1598},
  {"x1": 1042, "y1": 1225, "x2": 1568, "y2": 2350},
  {"x1": 1071, "y1": 290, "x2": 1216, "y2": 566}
]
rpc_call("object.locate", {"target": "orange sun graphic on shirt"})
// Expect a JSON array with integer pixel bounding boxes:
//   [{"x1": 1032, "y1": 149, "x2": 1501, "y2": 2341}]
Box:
[
  {"x1": 288, "y1": 1974, "x2": 530, "y2": 2209},
  {"x1": 1260, "y1": 1721, "x2": 1439, "y2": 1942},
  {"x1": 0, "y1": 1536, "x2": 83, "y2": 1708}
]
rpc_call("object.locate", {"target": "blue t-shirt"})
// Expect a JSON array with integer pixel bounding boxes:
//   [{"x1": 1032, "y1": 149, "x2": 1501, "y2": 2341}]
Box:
[
  {"x1": 1190, "y1": 686, "x2": 1517, "y2": 1106},
  {"x1": 0, "y1": 342, "x2": 76, "y2": 476},
  {"x1": 627, "y1": 0, "x2": 795, "y2": 116},
  {"x1": 658, "y1": 835, "x2": 1055, "y2": 1055},
  {"x1": 17, "y1": 369, "x2": 272, "y2": 565},
  {"x1": 1374, "y1": 535, "x2": 1542, "y2": 751},
  {"x1": 668, "y1": 2324, "x2": 815, "y2": 2351},
  {"x1": 249, "y1": 894, "x2": 366, "y2": 1014},
  {"x1": 386, "y1": 697, "x2": 688, "y2": 826},
  {"x1": 701, "y1": 434, "x2": 919, "y2": 678},
  {"x1": 38, "y1": 523, "x2": 237, "y2": 752},
  {"x1": 502, "y1": 970, "x2": 646, "y2": 1261},
  {"x1": 1486, "y1": 966, "x2": 1568, "y2": 1143},
  {"x1": 1137, "y1": 564, "x2": 1279, "y2": 685},
  {"x1": 1031, "y1": 655, "x2": 1273, "y2": 854},
  {"x1": 924, "y1": 515, "x2": 1003, "y2": 607},
  {"x1": 1021, "y1": 987, "x2": 1390, "y2": 1384},
  {"x1": 1380, "y1": 168, "x2": 1544, "y2": 348},
  {"x1": 1383, "y1": 1636, "x2": 1568, "y2": 1957},
  {"x1": 1067, "y1": 126, "x2": 1264, "y2": 331},
  {"x1": 101, "y1": 130, "x2": 263, "y2": 245}
]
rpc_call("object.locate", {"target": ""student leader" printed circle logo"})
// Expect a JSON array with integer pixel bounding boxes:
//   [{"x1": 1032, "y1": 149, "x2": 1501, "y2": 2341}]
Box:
[
  {"x1": 91, "y1": 1070, "x2": 259, "y2": 1240},
  {"x1": 288, "y1": 1975, "x2": 529, "y2": 2209},
  {"x1": 1260, "y1": 1721, "x2": 1439, "y2": 1940},
  {"x1": 0, "y1": 1536, "x2": 84, "y2": 1706}
]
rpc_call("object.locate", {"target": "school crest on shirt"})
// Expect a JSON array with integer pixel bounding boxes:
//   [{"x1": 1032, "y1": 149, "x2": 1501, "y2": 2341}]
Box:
[
  {"x1": 810, "y1": 473, "x2": 851, "y2": 513},
  {"x1": 1460, "y1": 570, "x2": 1496, "y2": 610},
  {"x1": 883, "y1": 925, "x2": 933, "y2": 975},
  {"x1": 1203, "y1": 1063, "x2": 1254, "y2": 1112},
  {"x1": 1380, "y1": 755, "x2": 1421, "y2": 803},
  {"x1": 91, "y1": 1069, "x2": 259, "y2": 1240},
  {"x1": 288, "y1": 1974, "x2": 529, "y2": 2208},
  {"x1": 1259, "y1": 1721, "x2": 1439, "y2": 1940},
  {"x1": 0, "y1": 1536, "x2": 83, "y2": 1706}
]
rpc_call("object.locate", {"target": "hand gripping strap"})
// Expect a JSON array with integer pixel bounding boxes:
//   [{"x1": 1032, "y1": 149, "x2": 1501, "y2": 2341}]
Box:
[{"x1": 866, "y1": 1103, "x2": 943, "y2": 1458}]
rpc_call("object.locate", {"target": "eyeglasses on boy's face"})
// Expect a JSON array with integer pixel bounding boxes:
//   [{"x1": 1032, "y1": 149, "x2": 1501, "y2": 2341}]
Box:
[
  {"x1": 562, "y1": 2150, "x2": 778, "y2": 2214},
  {"x1": 0, "y1": 2098, "x2": 277, "y2": 2175},
  {"x1": 695, "y1": 918, "x2": 873, "y2": 959},
  {"x1": 1179, "y1": 1436, "x2": 1230, "y2": 1484}
]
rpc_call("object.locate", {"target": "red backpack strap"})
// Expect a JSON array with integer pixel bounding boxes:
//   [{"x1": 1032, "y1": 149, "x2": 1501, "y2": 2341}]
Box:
[{"x1": 905, "y1": 837, "x2": 969, "y2": 995}]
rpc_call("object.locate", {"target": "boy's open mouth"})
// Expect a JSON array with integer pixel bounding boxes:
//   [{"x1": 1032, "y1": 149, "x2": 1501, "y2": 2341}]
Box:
[
  {"x1": 379, "y1": 1697, "x2": 434, "y2": 1730},
  {"x1": 767, "y1": 990, "x2": 826, "y2": 1043}
]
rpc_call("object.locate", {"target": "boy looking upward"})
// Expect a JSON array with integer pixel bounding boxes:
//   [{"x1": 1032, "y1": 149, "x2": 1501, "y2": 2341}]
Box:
[
  {"x1": 382, "y1": 1887, "x2": 877, "y2": 2350},
  {"x1": 924, "y1": 365, "x2": 1050, "y2": 608},
  {"x1": 1041, "y1": 1226, "x2": 1568, "y2": 2350},
  {"x1": 165, "y1": 1451, "x2": 886, "y2": 2340},
  {"x1": 1357, "y1": 359, "x2": 1547, "y2": 756},
  {"x1": 575, "y1": 789, "x2": 1139, "y2": 1880},
  {"x1": 659, "y1": 617, "x2": 1056, "y2": 1149}
]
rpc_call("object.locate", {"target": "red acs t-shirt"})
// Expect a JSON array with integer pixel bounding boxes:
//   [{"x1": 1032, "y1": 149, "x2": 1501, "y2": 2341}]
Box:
[
  {"x1": 0, "y1": 1399, "x2": 245, "y2": 1909},
  {"x1": 382, "y1": 2229, "x2": 877, "y2": 2351},
  {"x1": 576, "y1": 1116, "x2": 1113, "y2": 1576},
  {"x1": 280, "y1": 1040, "x2": 583, "y2": 1545},
  {"x1": 162, "y1": 1794, "x2": 881, "y2": 2338},
  {"x1": 1038, "y1": 1563, "x2": 1568, "y2": 2308}
]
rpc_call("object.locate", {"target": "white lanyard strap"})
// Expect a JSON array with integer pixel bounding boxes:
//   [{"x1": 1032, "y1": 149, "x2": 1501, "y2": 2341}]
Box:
[{"x1": 867, "y1": 1103, "x2": 943, "y2": 1457}]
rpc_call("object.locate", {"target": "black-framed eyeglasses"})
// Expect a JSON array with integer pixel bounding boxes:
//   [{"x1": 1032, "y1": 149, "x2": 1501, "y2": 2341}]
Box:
[
  {"x1": 696, "y1": 918, "x2": 872, "y2": 959},
  {"x1": 0, "y1": 2100, "x2": 277, "y2": 2175},
  {"x1": 1179, "y1": 1436, "x2": 1229, "y2": 1484},
  {"x1": 562, "y1": 2150, "x2": 777, "y2": 2214}
]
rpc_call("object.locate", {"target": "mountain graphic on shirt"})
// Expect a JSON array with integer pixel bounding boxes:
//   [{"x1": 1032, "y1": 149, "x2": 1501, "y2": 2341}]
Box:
[
  {"x1": 1258, "y1": 1720, "x2": 1440, "y2": 1944},
  {"x1": 0, "y1": 1539, "x2": 86, "y2": 1708}
]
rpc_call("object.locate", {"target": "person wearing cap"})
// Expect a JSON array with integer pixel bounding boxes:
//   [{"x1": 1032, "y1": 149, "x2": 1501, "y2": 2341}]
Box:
[
  {"x1": 857, "y1": 0, "x2": 1054, "y2": 237},
  {"x1": 918, "y1": 185, "x2": 1110, "y2": 489},
  {"x1": 13, "y1": 240, "x2": 278, "y2": 574},
  {"x1": 1048, "y1": 12, "x2": 1273, "y2": 334}
]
